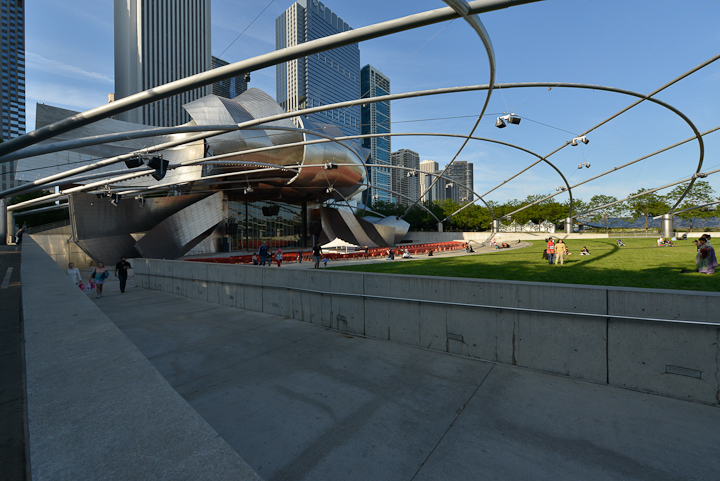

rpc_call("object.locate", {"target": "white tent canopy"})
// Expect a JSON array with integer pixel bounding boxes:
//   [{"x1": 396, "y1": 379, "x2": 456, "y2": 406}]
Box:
[{"x1": 322, "y1": 237, "x2": 360, "y2": 251}]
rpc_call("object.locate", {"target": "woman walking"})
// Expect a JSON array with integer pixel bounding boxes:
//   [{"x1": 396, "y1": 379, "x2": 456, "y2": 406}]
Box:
[{"x1": 91, "y1": 262, "x2": 109, "y2": 298}]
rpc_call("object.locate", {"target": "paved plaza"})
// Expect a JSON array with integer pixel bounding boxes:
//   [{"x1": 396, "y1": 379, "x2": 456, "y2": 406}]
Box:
[{"x1": 89, "y1": 275, "x2": 720, "y2": 481}]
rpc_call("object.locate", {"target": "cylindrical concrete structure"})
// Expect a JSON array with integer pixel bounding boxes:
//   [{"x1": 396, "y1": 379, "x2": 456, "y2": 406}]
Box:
[
  {"x1": 437, "y1": 222, "x2": 443, "y2": 233},
  {"x1": 492, "y1": 219, "x2": 500, "y2": 233},
  {"x1": 661, "y1": 214, "x2": 674, "y2": 238},
  {"x1": 565, "y1": 217, "x2": 574, "y2": 234}
]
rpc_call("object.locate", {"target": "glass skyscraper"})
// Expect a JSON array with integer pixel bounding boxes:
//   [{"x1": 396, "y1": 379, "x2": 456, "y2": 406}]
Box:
[
  {"x1": 361, "y1": 65, "x2": 391, "y2": 204},
  {"x1": 211, "y1": 56, "x2": 250, "y2": 99},
  {"x1": 275, "y1": 0, "x2": 360, "y2": 137},
  {"x1": 1, "y1": 0, "x2": 25, "y2": 191},
  {"x1": 446, "y1": 161, "x2": 474, "y2": 203}
]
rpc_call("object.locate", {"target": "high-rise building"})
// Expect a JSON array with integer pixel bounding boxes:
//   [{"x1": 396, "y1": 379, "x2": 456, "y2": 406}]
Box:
[
  {"x1": 420, "y1": 160, "x2": 445, "y2": 202},
  {"x1": 1, "y1": 0, "x2": 25, "y2": 191},
  {"x1": 446, "y1": 161, "x2": 474, "y2": 203},
  {"x1": 114, "y1": 0, "x2": 211, "y2": 127},
  {"x1": 360, "y1": 65, "x2": 391, "y2": 204},
  {"x1": 211, "y1": 56, "x2": 250, "y2": 99},
  {"x1": 275, "y1": 0, "x2": 360, "y2": 137},
  {"x1": 391, "y1": 149, "x2": 420, "y2": 206}
]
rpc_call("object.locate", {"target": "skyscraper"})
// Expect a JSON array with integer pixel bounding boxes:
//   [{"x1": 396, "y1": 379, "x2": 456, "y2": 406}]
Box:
[
  {"x1": 211, "y1": 56, "x2": 250, "y2": 99},
  {"x1": 360, "y1": 65, "x2": 391, "y2": 204},
  {"x1": 1, "y1": 0, "x2": 25, "y2": 191},
  {"x1": 420, "y1": 160, "x2": 445, "y2": 202},
  {"x1": 446, "y1": 161, "x2": 474, "y2": 203},
  {"x1": 114, "y1": 0, "x2": 211, "y2": 127},
  {"x1": 391, "y1": 149, "x2": 420, "y2": 206},
  {"x1": 275, "y1": 0, "x2": 360, "y2": 137}
]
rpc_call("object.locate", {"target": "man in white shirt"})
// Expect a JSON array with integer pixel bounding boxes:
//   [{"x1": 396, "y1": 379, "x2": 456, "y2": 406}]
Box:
[{"x1": 65, "y1": 262, "x2": 82, "y2": 286}]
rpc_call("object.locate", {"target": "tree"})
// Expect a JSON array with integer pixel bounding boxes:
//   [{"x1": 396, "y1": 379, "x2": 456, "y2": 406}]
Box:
[
  {"x1": 586, "y1": 195, "x2": 624, "y2": 233},
  {"x1": 666, "y1": 181, "x2": 716, "y2": 232},
  {"x1": 626, "y1": 189, "x2": 670, "y2": 235}
]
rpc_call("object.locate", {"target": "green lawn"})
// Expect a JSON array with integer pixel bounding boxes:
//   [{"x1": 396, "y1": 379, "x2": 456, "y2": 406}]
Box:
[{"x1": 333, "y1": 238, "x2": 720, "y2": 292}]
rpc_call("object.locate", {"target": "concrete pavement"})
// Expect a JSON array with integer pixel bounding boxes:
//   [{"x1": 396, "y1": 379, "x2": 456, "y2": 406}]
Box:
[{"x1": 93, "y1": 278, "x2": 720, "y2": 481}]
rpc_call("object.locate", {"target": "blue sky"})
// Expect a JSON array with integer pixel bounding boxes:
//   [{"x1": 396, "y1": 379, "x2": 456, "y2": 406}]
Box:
[{"x1": 25, "y1": 0, "x2": 720, "y2": 205}]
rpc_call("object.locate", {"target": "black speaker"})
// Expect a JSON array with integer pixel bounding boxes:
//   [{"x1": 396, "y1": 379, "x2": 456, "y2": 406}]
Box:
[
  {"x1": 147, "y1": 156, "x2": 169, "y2": 181},
  {"x1": 124, "y1": 156, "x2": 143, "y2": 169}
]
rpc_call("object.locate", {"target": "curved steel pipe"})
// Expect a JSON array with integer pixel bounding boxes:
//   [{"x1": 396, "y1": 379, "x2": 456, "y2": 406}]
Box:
[
  {"x1": 0, "y1": 0, "x2": 540, "y2": 158},
  {"x1": 406, "y1": 0, "x2": 496, "y2": 220}
]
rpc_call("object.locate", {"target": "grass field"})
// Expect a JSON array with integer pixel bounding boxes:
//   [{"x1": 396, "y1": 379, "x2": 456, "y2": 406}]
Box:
[{"x1": 333, "y1": 238, "x2": 720, "y2": 292}]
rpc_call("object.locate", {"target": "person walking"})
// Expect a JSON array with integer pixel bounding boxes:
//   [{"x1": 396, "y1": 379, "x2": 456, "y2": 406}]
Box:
[
  {"x1": 312, "y1": 243, "x2": 322, "y2": 269},
  {"x1": 297, "y1": 250, "x2": 302, "y2": 263},
  {"x1": 65, "y1": 262, "x2": 82, "y2": 286},
  {"x1": 554, "y1": 239, "x2": 567, "y2": 265},
  {"x1": 15, "y1": 224, "x2": 26, "y2": 245},
  {"x1": 275, "y1": 248, "x2": 283, "y2": 267},
  {"x1": 258, "y1": 242, "x2": 268, "y2": 266},
  {"x1": 546, "y1": 238, "x2": 556, "y2": 265},
  {"x1": 91, "y1": 262, "x2": 109, "y2": 298},
  {"x1": 115, "y1": 256, "x2": 132, "y2": 293}
]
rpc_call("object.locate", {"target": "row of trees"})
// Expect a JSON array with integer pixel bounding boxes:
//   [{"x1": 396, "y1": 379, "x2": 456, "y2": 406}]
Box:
[{"x1": 365, "y1": 181, "x2": 719, "y2": 233}]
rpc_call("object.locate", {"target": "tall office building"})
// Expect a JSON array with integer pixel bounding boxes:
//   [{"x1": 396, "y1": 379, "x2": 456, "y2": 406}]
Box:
[
  {"x1": 420, "y1": 160, "x2": 446, "y2": 202},
  {"x1": 114, "y1": 0, "x2": 211, "y2": 127},
  {"x1": 1, "y1": 0, "x2": 25, "y2": 191},
  {"x1": 360, "y1": 65, "x2": 391, "y2": 204},
  {"x1": 446, "y1": 161, "x2": 474, "y2": 203},
  {"x1": 391, "y1": 149, "x2": 420, "y2": 206},
  {"x1": 275, "y1": 0, "x2": 360, "y2": 137},
  {"x1": 211, "y1": 56, "x2": 250, "y2": 99}
]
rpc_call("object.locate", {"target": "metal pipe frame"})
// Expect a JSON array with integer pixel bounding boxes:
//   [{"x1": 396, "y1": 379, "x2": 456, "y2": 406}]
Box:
[
  {"x1": 574, "y1": 168, "x2": 720, "y2": 219},
  {"x1": 0, "y1": 0, "x2": 541, "y2": 159},
  {"x1": 656, "y1": 200, "x2": 720, "y2": 218},
  {"x1": 406, "y1": 0, "x2": 497, "y2": 219},
  {"x1": 500, "y1": 125, "x2": 720, "y2": 222}
]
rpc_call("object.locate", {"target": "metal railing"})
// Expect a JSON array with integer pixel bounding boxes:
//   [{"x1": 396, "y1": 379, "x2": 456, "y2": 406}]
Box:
[{"x1": 26, "y1": 219, "x2": 71, "y2": 235}]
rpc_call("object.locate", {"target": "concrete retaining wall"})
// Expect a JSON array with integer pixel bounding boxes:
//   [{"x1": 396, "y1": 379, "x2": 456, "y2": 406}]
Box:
[
  {"x1": 135, "y1": 259, "x2": 720, "y2": 405},
  {"x1": 30, "y1": 233, "x2": 95, "y2": 268},
  {"x1": 21, "y1": 239, "x2": 262, "y2": 480},
  {"x1": 403, "y1": 231, "x2": 694, "y2": 244}
]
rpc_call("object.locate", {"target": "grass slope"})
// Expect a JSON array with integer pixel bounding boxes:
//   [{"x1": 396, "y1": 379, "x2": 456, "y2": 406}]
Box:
[{"x1": 333, "y1": 238, "x2": 720, "y2": 292}]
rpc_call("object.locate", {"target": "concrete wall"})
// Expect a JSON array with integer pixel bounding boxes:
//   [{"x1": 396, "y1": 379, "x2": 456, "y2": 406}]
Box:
[
  {"x1": 21, "y1": 239, "x2": 262, "y2": 480},
  {"x1": 403, "y1": 231, "x2": 695, "y2": 244},
  {"x1": 135, "y1": 259, "x2": 720, "y2": 405},
  {"x1": 30, "y1": 234, "x2": 95, "y2": 268}
]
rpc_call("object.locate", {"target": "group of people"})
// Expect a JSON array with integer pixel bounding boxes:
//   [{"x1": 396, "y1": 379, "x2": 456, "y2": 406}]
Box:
[
  {"x1": 656, "y1": 236, "x2": 675, "y2": 247},
  {"x1": 254, "y1": 243, "x2": 284, "y2": 267},
  {"x1": 543, "y1": 237, "x2": 574, "y2": 265},
  {"x1": 64, "y1": 256, "x2": 132, "y2": 298},
  {"x1": 691, "y1": 234, "x2": 716, "y2": 274}
]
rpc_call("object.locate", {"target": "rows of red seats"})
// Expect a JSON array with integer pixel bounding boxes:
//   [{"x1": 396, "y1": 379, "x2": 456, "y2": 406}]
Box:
[{"x1": 184, "y1": 241, "x2": 466, "y2": 265}]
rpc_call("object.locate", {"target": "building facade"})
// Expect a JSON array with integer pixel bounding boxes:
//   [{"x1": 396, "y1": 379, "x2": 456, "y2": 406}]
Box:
[
  {"x1": 1, "y1": 0, "x2": 25, "y2": 191},
  {"x1": 419, "y1": 160, "x2": 446, "y2": 202},
  {"x1": 446, "y1": 161, "x2": 474, "y2": 203},
  {"x1": 211, "y1": 56, "x2": 249, "y2": 99},
  {"x1": 360, "y1": 65, "x2": 391, "y2": 204},
  {"x1": 391, "y1": 149, "x2": 420, "y2": 206},
  {"x1": 114, "y1": 0, "x2": 212, "y2": 127},
  {"x1": 275, "y1": 0, "x2": 360, "y2": 137}
]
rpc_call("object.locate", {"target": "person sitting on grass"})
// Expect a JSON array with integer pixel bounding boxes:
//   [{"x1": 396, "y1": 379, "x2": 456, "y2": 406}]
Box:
[
  {"x1": 616, "y1": 239, "x2": 626, "y2": 247},
  {"x1": 695, "y1": 237, "x2": 717, "y2": 274},
  {"x1": 657, "y1": 236, "x2": 664, "y2": 246},
  {"x1": 402, "y1": 249, "x2": 411, "y2": 258},
  {"x1": 580, "y1": 246, "x2": 590, "y2": 256},
  {"x1": 501, "y1": 242, "x2": 510, "y2": 249}
]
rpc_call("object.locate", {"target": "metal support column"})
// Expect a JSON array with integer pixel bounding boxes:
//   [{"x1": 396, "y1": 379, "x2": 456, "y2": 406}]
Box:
[
  {"x1": 661, "y1": 214, "x2": 674, "y2": 238},
  {"x1": 492, "y1": 219, "x2": 500, "y2": 233},
  {"x1": 244, "y1": 199, "x2": 249, "y2": 252},
  {"x1": 437, "y1": 222, "x2": 443, "y2": 233},
  {"x1": 301, "y1": 201, "x2": 308, "y2": 248},
  {"x1": 0, "y1": 199, "x2": 6, "y2": 245},
  {"x1": 565, "y1": 217, "x2": 574, "y2": 234}
]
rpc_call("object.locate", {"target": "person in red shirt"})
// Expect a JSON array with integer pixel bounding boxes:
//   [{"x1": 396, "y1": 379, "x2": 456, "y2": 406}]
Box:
[{"x1": 546, "y1": 238, "x2": 556, "y2": 265}]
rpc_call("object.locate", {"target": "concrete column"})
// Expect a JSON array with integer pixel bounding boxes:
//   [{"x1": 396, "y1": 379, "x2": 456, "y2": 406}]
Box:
[
  {"x1": 0, "y1": 199, "x2": 6, "y2": 245},
  {"x1": 565, "y1": 217, "x2": 574, "y2": 234},
  {"x1": 661, "y1": 214, "x2": 674, "y2": 238},
  {"x1": 492, "y1": 219, "x2": 500, "y2": 233},
  {"x1": 437, "y1": 222, "x2": 443, "y2": 233}
]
